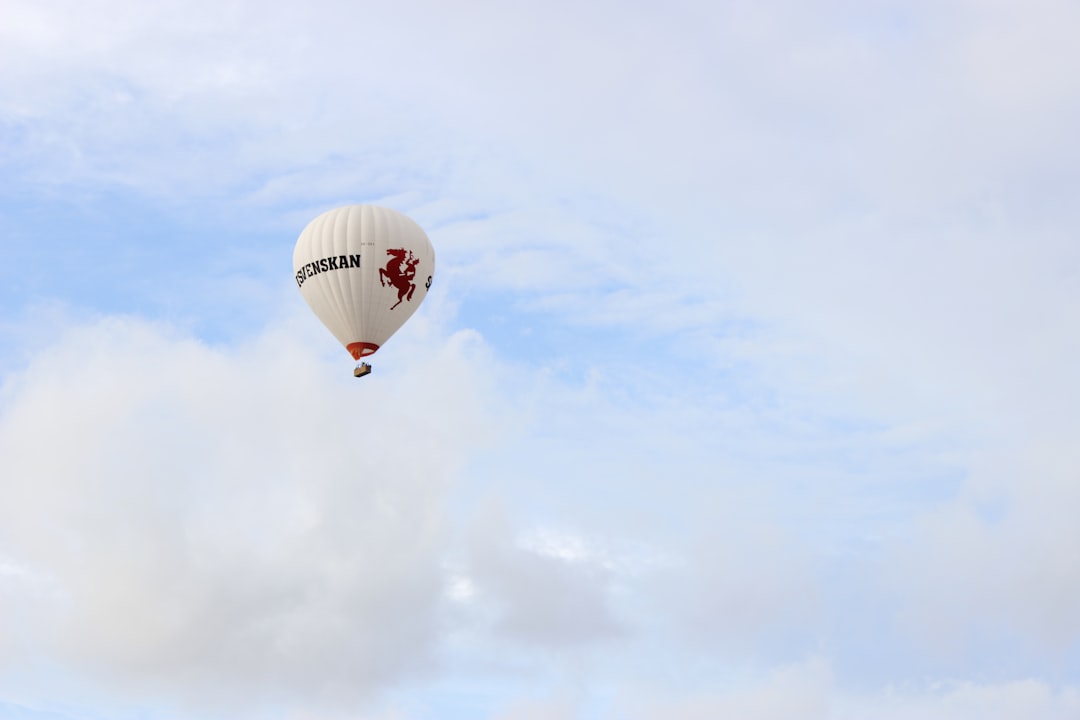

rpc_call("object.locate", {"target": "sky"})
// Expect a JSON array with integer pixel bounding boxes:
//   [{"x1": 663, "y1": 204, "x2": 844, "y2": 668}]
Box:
[{"x1": 2, "y1": 0, "x2": 1080, "y2": 718}]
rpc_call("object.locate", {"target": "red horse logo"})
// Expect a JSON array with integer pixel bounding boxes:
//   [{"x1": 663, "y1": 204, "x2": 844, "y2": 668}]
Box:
[{"x1": 379, "y1": 248, "x2": 420, "y2": 309}]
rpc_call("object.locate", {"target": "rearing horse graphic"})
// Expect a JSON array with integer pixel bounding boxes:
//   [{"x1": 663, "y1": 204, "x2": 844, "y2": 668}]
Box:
[{"x1": 379, "y1": 248, "x2": 420, "y2": 309}]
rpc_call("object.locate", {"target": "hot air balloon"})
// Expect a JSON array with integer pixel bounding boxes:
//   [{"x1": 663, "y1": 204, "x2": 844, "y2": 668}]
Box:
[{"x1": 293, "y1": 205, "x2": 435, "y2": 376}]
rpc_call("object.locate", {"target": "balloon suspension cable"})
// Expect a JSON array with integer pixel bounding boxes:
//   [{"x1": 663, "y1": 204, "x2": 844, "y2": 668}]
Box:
[{"x1": 354, "y1": 363, "x2": 372, "y2": 378}]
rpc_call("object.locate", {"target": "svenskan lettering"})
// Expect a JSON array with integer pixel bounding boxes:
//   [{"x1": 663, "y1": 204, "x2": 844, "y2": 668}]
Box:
[{"x1": 295, "y1": 254, "x2": 362, "y2": 287}]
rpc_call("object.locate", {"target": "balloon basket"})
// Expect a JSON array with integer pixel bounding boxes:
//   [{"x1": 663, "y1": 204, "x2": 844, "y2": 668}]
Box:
[{"x1": 353, "y1": 363, "x2": 372, "y2": 378}]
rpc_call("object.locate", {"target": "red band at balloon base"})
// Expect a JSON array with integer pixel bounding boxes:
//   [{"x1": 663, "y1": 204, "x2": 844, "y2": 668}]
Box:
[{"x1": 347, "y1": 342, "x2": 380, "y2": 359}]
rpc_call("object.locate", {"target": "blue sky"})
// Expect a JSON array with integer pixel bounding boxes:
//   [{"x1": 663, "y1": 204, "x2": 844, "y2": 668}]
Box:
[{"x1": 3, "y1": 1, "x2": 1080, "y2": 718}]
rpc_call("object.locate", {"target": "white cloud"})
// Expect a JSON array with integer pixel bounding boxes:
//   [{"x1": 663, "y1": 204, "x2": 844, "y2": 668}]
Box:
[
  {"x1": 461, "y1": 501, "x2": 624, "y2": 648},
  {"x1": 885, "y1": 441, "x2": 1080, "y2": 661},
  {"x1": 838, "y1": 678, "x2": 1080, "y2": 720},
  {"x1": 652, "y1": 506, "x2": 822, "y2": 660},
  {"x1": 621, "y1": 659, "x2": 1080, "y2": 720},
  {"x1": 0, "y1": 309, "x2": 499, "y2": 716},
  {"x1": 620, "y1": 656, "x2": 834, "y2": 720},
  {"x1": 490, "y1": 690, "x2": 583, "y2": 720}
]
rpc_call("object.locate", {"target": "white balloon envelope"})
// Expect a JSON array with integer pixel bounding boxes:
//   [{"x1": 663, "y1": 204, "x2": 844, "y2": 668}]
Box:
[{"x1": 293, "y1": 205, "x2": 435, "y2": 368}]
